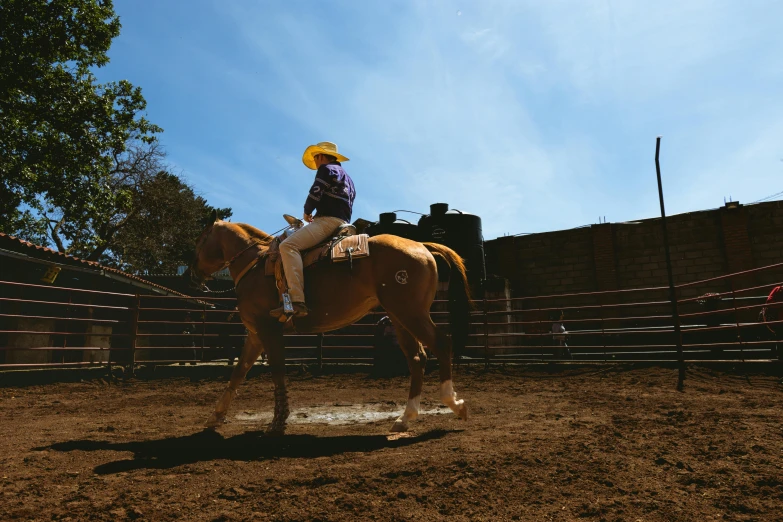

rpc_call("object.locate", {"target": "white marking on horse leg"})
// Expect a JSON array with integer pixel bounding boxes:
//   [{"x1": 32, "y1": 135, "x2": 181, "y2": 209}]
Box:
[
  {"x1": 440, "y1": 380, "x2": 468, "y2": 420},
  {"x1": 391, "y1": 395, "x2": 420, "y2": 432}
]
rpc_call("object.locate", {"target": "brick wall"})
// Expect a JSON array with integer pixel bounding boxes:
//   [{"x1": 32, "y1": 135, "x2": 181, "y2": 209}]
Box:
[
  {"x1": 486, "y1": 227, "x2": 595, "y2": 297},
  {"x1": 485, "y1": 200, "x2": 783, "y2": 299},
  {"x1": 747, "y1": 200, "x2": 783, "y2": 286},
  {"x1": 613, "y1": 209, "x2": 728, "y2": 298},
  {"x1": 592, "y1": 223, "x2": 618, "y2": 292}
]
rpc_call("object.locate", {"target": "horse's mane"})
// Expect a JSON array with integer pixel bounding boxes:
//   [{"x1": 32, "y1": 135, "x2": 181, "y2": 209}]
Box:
[{"x1": 228, "y1": 222, "x2": 274, "y2": 245}]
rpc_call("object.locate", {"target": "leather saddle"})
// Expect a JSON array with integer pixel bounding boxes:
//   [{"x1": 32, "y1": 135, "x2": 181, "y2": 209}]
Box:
[{"x1": 264, "y1": 215, "x2": 370, "y2": 307}]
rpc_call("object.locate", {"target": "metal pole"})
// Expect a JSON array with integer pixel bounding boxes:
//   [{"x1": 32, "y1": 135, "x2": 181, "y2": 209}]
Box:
[
  {"x1": 129, "y1": 294, "x2": 139, "y2": 376},
  {"x1": 102, "y1": 299, "x2": 112, "y2": 381},
  {"x1": 63, "y1": 290, "x2": 71, "y2": 366},
  {"x1": 655, "y1": 137, "x2": 686, "y2": 390},
  {"x1": 729, "y1": 280, "x2": 746, "y2": 362},
  {"x1": 483, "y1": 298, "x2": 490, "y2": 370},
  {"x1": 537, "y1": 302, "x2": 544, "y2": 363},
  {"x1": 317, "y1": 333, "x2": 324, "y2": 370},
  {"x1": 600, "y1": 301, "x2": 607, "y2": 363},
  {"x1": 201, "y1": 303, "x2": 207, "y2": 363}
]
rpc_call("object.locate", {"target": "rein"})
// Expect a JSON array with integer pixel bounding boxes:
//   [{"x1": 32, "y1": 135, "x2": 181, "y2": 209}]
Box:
[
  {"x1": 197, "y1": 285, "x2": 236, "y2": 295},
  {"x1": 222, "y1": 224, "x2": 294, "y2": 288},
  {"x1": 225, "y1": 240, "x2": 264, "y2": 268},
  {"x1": 192, "y1": 222, "x2": 282, "y2": 293},
  {"x1": 197, "y1": 240, "x2": 268, "y2": 294},
  {"x1": 226, "y1": 238, "x2": 271, "y2": 286}
]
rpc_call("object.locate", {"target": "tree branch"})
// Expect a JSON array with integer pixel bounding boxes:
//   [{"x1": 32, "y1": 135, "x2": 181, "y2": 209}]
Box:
[{"x1": 48, "y1": 216, "x2": 66, "y2": 253}]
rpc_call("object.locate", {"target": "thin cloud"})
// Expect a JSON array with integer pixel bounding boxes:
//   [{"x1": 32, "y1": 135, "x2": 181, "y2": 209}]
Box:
[{"x1": 108, "y1": 0, "x2": 783, "y2": 238}]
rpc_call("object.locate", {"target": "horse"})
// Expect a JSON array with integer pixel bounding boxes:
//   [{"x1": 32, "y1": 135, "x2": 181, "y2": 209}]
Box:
[{"x1": 183, "y1": 211, "x2": 472, "y2": 433}]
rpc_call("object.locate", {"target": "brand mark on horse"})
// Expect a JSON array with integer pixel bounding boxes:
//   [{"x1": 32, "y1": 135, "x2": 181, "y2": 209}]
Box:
[{"x1": 395, "y1": 270, "x2": 408, "y2": 284}]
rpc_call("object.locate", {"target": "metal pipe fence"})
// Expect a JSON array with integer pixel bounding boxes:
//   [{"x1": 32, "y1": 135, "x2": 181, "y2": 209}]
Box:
[{"x1": 1, "y1": 261, "x2": 781, "y2": 375}]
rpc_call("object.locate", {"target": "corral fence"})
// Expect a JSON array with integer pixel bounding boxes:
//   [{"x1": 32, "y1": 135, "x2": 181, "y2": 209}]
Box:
[{"x1": 1, "y1": 262, "x2": 781, "y2": 376}]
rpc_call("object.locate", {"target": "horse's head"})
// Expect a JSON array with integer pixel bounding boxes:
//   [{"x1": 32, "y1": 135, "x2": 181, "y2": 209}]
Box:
[{"x1": 183, "y1": 209, "x2": 225, "y2": 291}]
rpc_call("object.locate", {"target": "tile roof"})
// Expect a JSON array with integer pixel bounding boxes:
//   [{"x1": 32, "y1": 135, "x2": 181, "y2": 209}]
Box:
[{"x1": 0, "y1": 232, "x2": 191, "y2": 298}]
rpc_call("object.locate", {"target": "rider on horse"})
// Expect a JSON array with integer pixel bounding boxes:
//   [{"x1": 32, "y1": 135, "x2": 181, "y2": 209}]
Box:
[{"x1": 270, "y1": 142, "x2": 356, "y2": 318}]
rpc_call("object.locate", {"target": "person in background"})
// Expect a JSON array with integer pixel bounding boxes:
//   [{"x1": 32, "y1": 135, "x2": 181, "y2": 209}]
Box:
[{"x1": 551, "y1": 310, "x2": 572, "y2": 359}]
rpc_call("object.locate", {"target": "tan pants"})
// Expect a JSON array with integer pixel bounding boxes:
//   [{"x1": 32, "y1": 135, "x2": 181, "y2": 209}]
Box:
[{"x1": 280, "y1": 216, "x2": 345, "y2": 303}]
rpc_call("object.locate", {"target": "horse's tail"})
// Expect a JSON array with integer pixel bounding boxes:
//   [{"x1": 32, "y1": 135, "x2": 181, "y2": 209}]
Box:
[{"x1": 422, "y1": 243, "x2": 474, "y2": 359}]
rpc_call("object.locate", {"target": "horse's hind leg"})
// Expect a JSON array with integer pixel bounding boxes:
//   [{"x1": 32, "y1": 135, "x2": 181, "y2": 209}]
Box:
[
  {"x1": 263, "y1": 329, "x2": 289, "y2": 434},
  {"x1": 390, "y1": 323, "x2": 428, "y2": 432},
  {"x1": 206, "y1": 331, "x2": 264, "y2": 428},
  {"x1": 391, "y1": 314, "x2": 468, "y2": 422},
  {"x1": 432, "y1": 325, "x2": 468, "y2": 421}
]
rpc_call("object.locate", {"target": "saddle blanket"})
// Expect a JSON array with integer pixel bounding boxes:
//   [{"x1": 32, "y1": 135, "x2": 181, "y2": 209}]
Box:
[{"x1": 264, "y1": 234, "x2": 370, "y2": 276}]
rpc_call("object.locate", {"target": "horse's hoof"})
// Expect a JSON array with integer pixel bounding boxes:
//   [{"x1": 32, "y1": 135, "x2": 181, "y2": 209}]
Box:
[
  {"x1": 266, "y1": 424, "x2": 287, "y2": 436},
  {"x1": 390, "y1": 419, "x2": 409, "y2": 433},
  {"x1": 205, "y1": 413, "x2": 226, "y2": 429},
  {"x1": 457, "y1": 401, "x2": 468, "y2": 421}
]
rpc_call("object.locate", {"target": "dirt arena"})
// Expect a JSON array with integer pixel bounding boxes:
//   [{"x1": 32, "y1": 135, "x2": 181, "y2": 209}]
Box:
[{"x1": 1, "y1": 363, "x2": 782, "y2": 521}]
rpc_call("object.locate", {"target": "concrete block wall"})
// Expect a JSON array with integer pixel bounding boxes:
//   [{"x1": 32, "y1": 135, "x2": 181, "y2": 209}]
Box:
[
  {"x1": 4, "y1": 318, "x2": 54, "y2": 364},
  {"x1": 485, "y1": 200, "x2": 783, "y2": 301},
  {"x1": 592, "y1": 223, "x2": 618, "y2": 292},
  {"x1": 489, "y1": 227, "x2": 596, "y2": 298},
  {"x1": 83, "y1": 324, "x2": 112, "y2": 364},
  {"x1": 747, "y1": 200, "x2": 783, "y2": 286},
  {"x1": 614, "y1": 209, "x2": 728, "y2": 298}
]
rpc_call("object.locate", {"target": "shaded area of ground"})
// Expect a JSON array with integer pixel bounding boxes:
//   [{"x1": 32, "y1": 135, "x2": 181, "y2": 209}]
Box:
[{"x1": 1, "y1": 364, "x2": 782, "y2": 521}]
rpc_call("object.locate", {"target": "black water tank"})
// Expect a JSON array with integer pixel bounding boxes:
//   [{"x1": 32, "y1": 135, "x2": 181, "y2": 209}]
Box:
[
  {"x1": 366, "y1": 212, "x2": 420, "y2": 241},
  {"x1": 418, "y1": 203, "x2": 486, "y2": 286}
]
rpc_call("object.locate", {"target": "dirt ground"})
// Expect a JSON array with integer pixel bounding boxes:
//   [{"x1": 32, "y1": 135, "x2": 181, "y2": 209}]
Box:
[{"x1": 1, "y1": 363, "x2": 782, "y2": 521}]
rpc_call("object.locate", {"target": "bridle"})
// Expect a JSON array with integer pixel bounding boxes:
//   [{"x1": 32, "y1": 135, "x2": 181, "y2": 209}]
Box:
[
  {"x1": 187, "y1": 224, "x2": 272, "y2": 292},
  {"x1": 187, "y1": 226, "x2": 217, "y2": 292}
]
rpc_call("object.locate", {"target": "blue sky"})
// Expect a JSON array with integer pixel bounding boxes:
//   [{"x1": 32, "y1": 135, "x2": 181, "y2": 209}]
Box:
[{"x1": 98, "y1": 0, "x2": 783, "y2": 240}]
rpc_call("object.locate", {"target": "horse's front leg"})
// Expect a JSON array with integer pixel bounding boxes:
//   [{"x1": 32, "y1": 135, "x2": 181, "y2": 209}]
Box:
[{"x1": 206, "y1": 332, "x2": 264, "y2": 428}]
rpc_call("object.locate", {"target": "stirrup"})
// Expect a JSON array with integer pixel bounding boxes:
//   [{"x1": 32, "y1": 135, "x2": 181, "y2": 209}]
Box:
[
  {"x1": 271, "y1": 303, "x2": 308, "y2": 322},
  {"x1": 270, "y1": 293, "x2": 308, "y2": 320},
  {"x1": 269, "y1": 292, "x2": 295, "y2": 318}
]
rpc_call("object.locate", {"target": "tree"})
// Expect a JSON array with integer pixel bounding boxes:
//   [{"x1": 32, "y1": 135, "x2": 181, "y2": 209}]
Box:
[
  {"x1": 0, "y1": 0, "x2": 161, "y2": 244},
  {"x1": 104, "y1": 172, "x2": 232, "y2": 274},
  {"x1": 0, "y1": 0, "x2": 233, "y2": 273},
  {"x1": 57, "y1": 139, "x2": 231, "y2": 271}
]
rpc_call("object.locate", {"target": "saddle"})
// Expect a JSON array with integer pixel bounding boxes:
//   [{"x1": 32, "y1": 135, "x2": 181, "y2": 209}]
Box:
[
  {"x1": 263, "y1": 215, "x2": 370, "y2": 317},
  {"x1": 263, "y1": 232, "x2": 370, "y2": 276}
]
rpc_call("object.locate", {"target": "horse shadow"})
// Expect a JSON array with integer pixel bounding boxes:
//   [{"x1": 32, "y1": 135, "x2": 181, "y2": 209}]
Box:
[{"x1": 35, "y1": 428, "x2": 454, "y2": 475}]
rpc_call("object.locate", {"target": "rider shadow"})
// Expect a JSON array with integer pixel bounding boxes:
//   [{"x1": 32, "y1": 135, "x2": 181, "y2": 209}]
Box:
[{"x1": 36, "y1": 429, "x2": 454, "y2": 475}]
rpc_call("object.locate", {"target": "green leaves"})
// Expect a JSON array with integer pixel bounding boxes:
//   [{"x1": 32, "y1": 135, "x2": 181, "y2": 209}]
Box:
[
  {"x1": 0, "y1": 0, "x2": 231, "y2": 274},
  {"x1": 100, "y1": 168, "x2": 233, "y2": 273},
  {"x1": 0, "y1": 0, "x2": 160, "y2": 248}
]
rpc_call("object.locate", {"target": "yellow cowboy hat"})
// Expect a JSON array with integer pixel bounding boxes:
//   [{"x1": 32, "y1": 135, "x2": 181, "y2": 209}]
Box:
[{"x1": 302, "y1": 141, "x2": 350, "y2": 170}]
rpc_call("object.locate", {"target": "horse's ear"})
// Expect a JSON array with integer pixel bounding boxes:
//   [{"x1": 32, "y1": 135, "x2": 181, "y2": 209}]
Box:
[{"x1": 211, "y1": 209, "x2": 219, "y2": 223}]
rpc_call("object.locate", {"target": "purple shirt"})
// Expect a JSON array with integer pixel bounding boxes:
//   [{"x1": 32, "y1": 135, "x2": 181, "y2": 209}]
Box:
[{"x1": 304, "y1": 161, "x2": 355, "y2": 223}]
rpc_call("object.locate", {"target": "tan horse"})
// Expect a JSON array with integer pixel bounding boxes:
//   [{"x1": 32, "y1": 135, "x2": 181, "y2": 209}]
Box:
[{"x1": 185, "y1": 212, "x2": 472, "y2": 433}]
